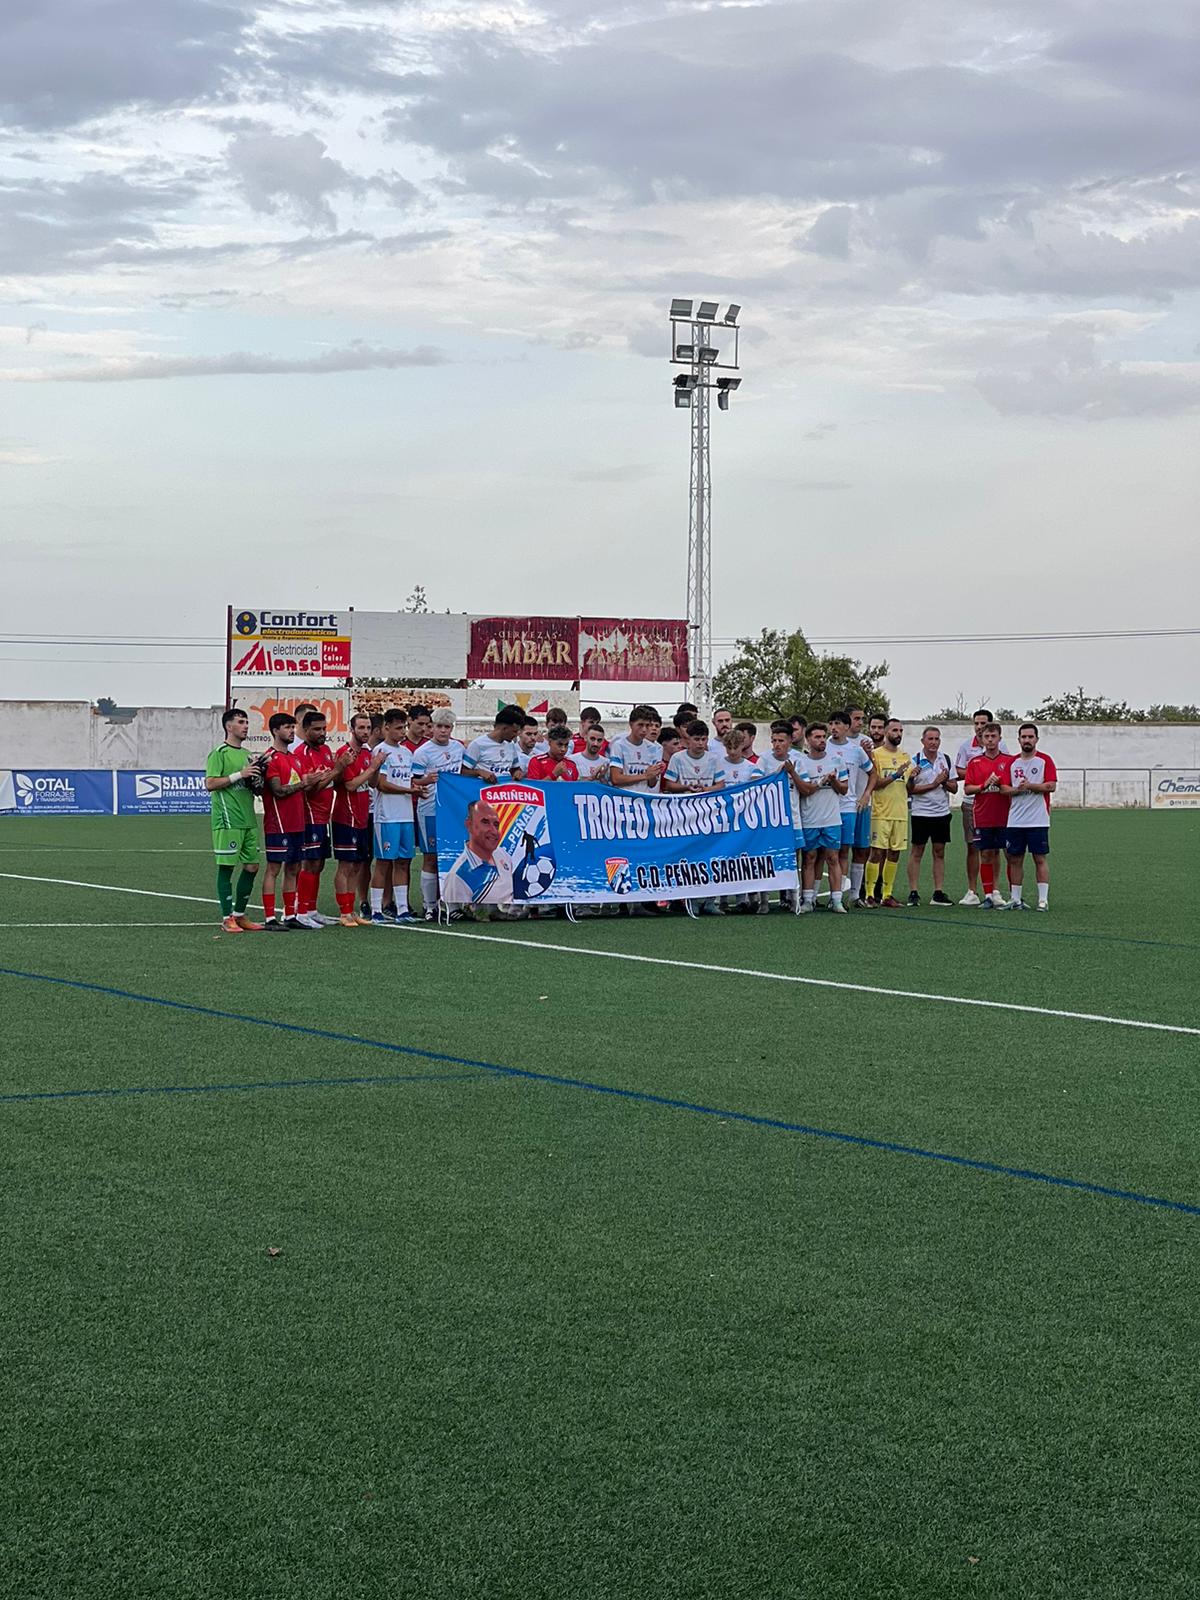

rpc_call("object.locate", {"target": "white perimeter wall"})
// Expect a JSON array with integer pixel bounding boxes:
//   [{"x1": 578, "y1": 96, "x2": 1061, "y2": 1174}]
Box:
[{"x1": 0, "y1": 702, "x2": 1196, "y2": 806}]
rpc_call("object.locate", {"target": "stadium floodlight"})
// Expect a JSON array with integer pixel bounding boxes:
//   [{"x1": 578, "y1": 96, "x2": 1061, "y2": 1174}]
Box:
[{"x1": 669, "y1": 293, "x2": 745, "y2": 709}]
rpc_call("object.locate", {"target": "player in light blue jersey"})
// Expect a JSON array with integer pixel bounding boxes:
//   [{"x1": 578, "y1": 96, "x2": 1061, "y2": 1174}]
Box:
[
  {"x1": 828, "y1": 709, "x2": 876, "y2": 908},
  {"x1": 465, "y1": 707, "x2": 523, "y2": 781},
  {"x1": 412, "y1": 708, "x2": 488, "y2": 920},
  {"x1": 793, "y1": 722, "x2": 848, "y2": 912}
]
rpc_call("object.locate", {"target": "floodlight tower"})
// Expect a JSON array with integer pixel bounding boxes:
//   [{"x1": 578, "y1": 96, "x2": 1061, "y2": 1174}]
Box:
[{"x1": 669, "y1": 298, "x2": 742, "y2": 711}]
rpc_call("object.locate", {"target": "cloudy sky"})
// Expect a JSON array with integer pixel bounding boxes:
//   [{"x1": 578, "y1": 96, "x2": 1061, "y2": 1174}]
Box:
[{"x1": 1, "y1": 0, "x2": 1196, "y2": 715}]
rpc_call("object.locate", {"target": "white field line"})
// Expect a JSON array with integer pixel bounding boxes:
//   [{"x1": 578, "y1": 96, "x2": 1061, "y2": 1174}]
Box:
[
  {"x1": 0, "y1": 922, "x2": 215, "y2": 928},
  {"x1": 1, "y1": 870, "x2": 1196, "y2": 1039},
  {"x1": 390, "y1": 924, "x2": 1200, "y2": 1039},
  {"x1": 0, "y1": 848, "x2": 211, "y2": 853}
]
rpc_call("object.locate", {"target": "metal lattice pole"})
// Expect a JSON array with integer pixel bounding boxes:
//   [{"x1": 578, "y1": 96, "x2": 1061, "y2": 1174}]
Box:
[{"x1": 687, "y1": 320, "x2": 712, "y2": 710}]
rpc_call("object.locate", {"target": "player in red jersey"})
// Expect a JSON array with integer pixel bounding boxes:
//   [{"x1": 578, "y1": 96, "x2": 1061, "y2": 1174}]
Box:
[
  {"x1": 528, "y1": 724, "x2": 579, "y2": 782},
  {"x1": 963, "y1": 722, "x2": 1013, "y2": 909},
  {"x1": 294, "y1": 710, "x2": 344, "y2": 928},
  {"x1": 570, "y1": 707, "x2": 608, "y2": 757},
  {"x1": 331, "y1": 712, "x2": 384, "y2": 927},
  {"x1": 403, "y1": 705, "x2": 432, "y2": 753},
  {"x1": 261, "y1": 713, "x2": 321, "y2": 930}
]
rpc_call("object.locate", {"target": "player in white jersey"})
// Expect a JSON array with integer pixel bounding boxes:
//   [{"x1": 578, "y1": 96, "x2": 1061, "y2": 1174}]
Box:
[
  {"x1": 828, "y1": 709, "x2": 876, "y2": 908},
  {"x1": 718, "y1": 727, "x2": 765, "y2": 912},
  {"x1": 571, "y1": 724, "x2": 611, "y2": 782},
  {"x1": 513, "y1": 717, "x2": 539, "y2": 777},
  {"x1": 905, "y1": 725, "x2": 957, "y2": 906},
  {"x1": 792, "y1": 722, "x2": 848, "y2": 912},
  {"x1": 955, "y1": 709, "x2": 1011, "y2": 906},
  {"x1": 1004, "y1": 722, "x2": 1057, "y2": 910},
  {"x1": 608, "y1": 704, "x2": 665, "y2": 793},
  {"x1": 708, "y1": 706, "x2": 733, "y2": 758},
  {"x1": 663, "y1": 719, "x2": 725, "y2": 915},
  {"x1": 369, "y1": 710, "x2": 429, "y2": 924},
  {"x1": 466, "y1": 709, "x2": 523, "y2": 781},
  {"x1": 412, "y1": 708, "x2": 488, "y2": 920},
  {"x1": 757, "y1": 720, "x2": 807, "y2": 908}
]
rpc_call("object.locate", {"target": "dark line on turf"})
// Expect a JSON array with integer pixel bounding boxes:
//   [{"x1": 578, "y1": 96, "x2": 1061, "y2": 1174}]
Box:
[
  {"x1": 864, "y1": 907, "x2": 1199, "y2": 954},
  {"x1": 0, "y1": 1070, "x2": 478, "y2": 1104},
  {"x1": 1, "y1": 965, "x2": 1196, "y2": 1218}
]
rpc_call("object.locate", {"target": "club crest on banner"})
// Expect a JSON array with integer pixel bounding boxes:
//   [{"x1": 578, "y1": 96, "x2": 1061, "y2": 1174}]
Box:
[
  {"x1": 605, "y1": 857, "x2": 632, "y2": 894},
  {"x1": 481, "y1": 784, "x2": 557, "y2": 899}
]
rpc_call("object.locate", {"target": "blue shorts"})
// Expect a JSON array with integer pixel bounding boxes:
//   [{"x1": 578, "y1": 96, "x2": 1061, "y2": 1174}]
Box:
[
  {"x1": 373, "y1": 819, "x2": 415, "y2": 861},
  {"x1": 331, "y1": 822, "x2": 371, "y2": 864},
  {"x1": 1006, "y1": 827, "x2": 1050, "y2": 857},
  {"x1": 977, "y1": 825, "x2": 1008, "y2": 852},
  {"x1": 264, "y1": 830, "x2": 305, "y2": 864},
  {"x1": 301, "y1": 822, "x2": 330, "y2": 863},
  {"x1": 416, "y1": 809, "x2": 437, "y2": 854},
  {"x1": 841, "y1": 810, "x2": 872, "y2": 849},
  {"x1": 802, "y1": 826, "x2": 841, "y2": 853}
]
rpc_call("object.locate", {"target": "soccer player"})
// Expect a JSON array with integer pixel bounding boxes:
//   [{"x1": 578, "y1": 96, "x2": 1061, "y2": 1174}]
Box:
[
  {"x1": 404, "y1": 705, "x2": 433, "y2": 753},
  {"x1": 789, "y1": 715, "x2": 807, "y2": 758},
  {"x1": 442, "y1": 799, "x2": 515, "y2": 905},
  {"x1": 514, "y1": 717, "x2": 539, "y2": 776},
  {"x1": 528, "y1": 724, "x2": 579, "y2": 782},
  {"x1": 672, "y1": 702, "x2": 698, "y2": 735},
  {"x1": 719, "y1": 728, "x2": 764, "y2": 912},
  {"x1": 331, "y1": 712, "x2": 381, "y2": 927},
  {"x1": 865, "y1": 718, "x2": 911, "y2": 907},
  {"x1": 906, "y1": 726, "x2": 957, "y2": 906},
  {"x1": 571, "y1": 708, "x2": 608, "y2": 756},
  {"x1": 571, "y1": 724, "x2": 611, "y2": 782},
  {"x1": 609, "y1": 705, "x2": 665, "y2": 792},
  {"x1": 955, "y1": 710, "x2": 1011, "y2": 906},
  {"x1": 829, "y1": 710, "x2": 875, "y2": 908},
  {"x1": 369, "y1": 708, "x2": 428, "y2": 924},
  {"x1": 793, "y1": 722, "x2": 848, "y2": 912},
  {"x1": 868, "y1": 713, "x2": 888, "y2": 750},
  {"x1": 657, "y1": 725, "x2": 681, "y2": 774},
  {"x1": 205, "y1": 707, "x2": 266, "y2": 934},
  {"x1": 707, "y1": 708, "x2": 734, "y2": 757},
  {"x1": 261, "y1": 712, "x2": 312, "y2": 930},
  {"x1": 963, "y1": 722, "x2": 1012, "y2": 908},
  {"x1": 294, "y1": 710, "x2": 341, "y2": 928},
  {"x1": 1004, "y1": 723, "x2": 1056, "y2": 910},
  {"x1": 663, "y1": 720, "x2": 725, "y2": 915},
  {"x1": 734, "y1": 720, "x2": 760, "y2": 761},
  {"x1": 288, "y1": 705, "x2": 318, "y2": 754},
  {"x1": 466, "y1": 708, "x2": 523, "y2": 780},
  {"x1": 412, "y1": 708, "x2": 486, "y2": 921},
  {"x1": 757, "y1": 719, "x2": 807, "y2": 908}
]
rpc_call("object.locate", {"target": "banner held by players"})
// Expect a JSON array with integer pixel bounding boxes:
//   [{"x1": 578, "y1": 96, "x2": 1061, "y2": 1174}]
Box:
[{"x1": 434, "y1": 772, "x2": 798, "y2": 906}]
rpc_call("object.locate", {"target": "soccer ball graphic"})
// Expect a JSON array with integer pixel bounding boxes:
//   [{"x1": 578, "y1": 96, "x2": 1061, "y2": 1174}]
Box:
[{"x1": 513, "y1": 851, "x2": 556, "y2": 900}]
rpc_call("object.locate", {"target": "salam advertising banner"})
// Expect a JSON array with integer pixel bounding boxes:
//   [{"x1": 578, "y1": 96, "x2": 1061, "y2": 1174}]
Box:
[
  {"x1": 434, "y1": 771, "x2": 798, "y2": 906},
  {"x1": 1151, "y1": 771, "x2": 1200, "y2": 809},
  {"x1": 230, "y1": 607, "x2": 352, "y2": 679},
  {"x1": 115, "y1": 772, "x2": 209, "y2": 815}
]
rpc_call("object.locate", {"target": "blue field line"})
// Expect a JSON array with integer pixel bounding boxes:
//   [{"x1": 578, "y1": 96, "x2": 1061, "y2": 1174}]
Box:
[
  {"x1": 1, "y1": 964, "x2": 1197, "y2": 1219},
  {"x1": 0, "y1": 1070, "x2": 478, "y2": 1104}
]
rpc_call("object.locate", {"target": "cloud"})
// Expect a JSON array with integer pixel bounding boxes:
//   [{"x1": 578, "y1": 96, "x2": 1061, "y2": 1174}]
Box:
[
  {"x1": 974, "y1": 322, "x2": 1200, "y2": 419},
  {"x1": 0, "y1": 0, "x2": 251, "y2": 129},
  {"x1": 3, "y1": 341, "x2": 449, "y2": 383},
  {"x1": 225, "y1": 129, "x2": 417, "y2": 230},
  {"x1": 0, "y1": 444, "x2": 57, "y2": 465}
]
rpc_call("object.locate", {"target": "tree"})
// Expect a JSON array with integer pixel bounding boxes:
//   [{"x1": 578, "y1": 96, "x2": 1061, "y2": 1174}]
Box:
[
  {"x1": 711, "y1": 628, "x2": 889, "y2": 721},
  {"x1": 404, "y1": 585, "x2": 429, "y2": 613},
  {"x1": 1029, "y1": 686, "x2": 1142, "y2": 722}
]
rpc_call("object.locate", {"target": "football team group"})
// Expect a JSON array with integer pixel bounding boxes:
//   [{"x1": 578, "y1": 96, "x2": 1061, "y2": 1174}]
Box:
[{"x1": 204, "y1": 700, "x2": 1057, "y2": 933}]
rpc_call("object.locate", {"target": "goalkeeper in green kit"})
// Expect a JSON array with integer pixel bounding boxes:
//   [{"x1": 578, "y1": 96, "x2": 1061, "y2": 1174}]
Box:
[{"x1": 205, "y1": 708, "x2": 268, "y2": 934}]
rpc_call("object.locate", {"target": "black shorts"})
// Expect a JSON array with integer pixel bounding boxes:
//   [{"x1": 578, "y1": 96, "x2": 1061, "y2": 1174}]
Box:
[
  {"x1": 264, "y1": 830, "x2": 305, "y2": 864},
  {"x1": 331, "y1": 822, "x2": 371, "y2": 864},
  {"x1": 977, "y1": 825, "x2": 1008, "y2": 852},
  {"x1": 911, "y1": 814, "x2": 951, "y2": 846},
  {"x1": 301, "y1": 823, "x2": 331, "y2": 863}
]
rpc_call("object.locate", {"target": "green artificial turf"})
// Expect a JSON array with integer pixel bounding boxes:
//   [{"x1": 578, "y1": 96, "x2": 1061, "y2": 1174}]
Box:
[{"x1": 1, "y1": 811, "x2": 1197, "y2": 1598}]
